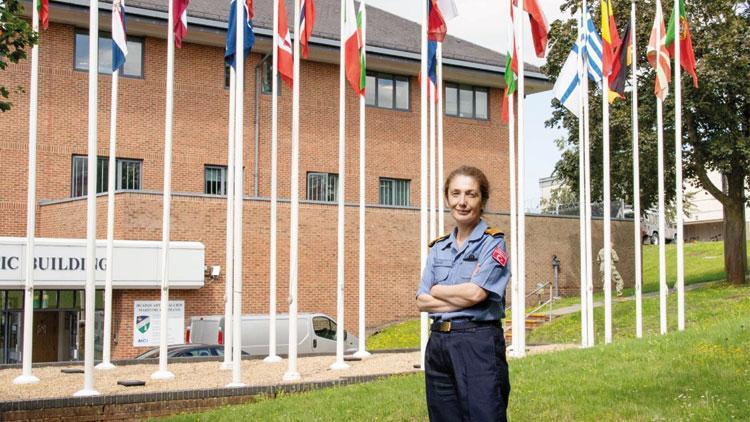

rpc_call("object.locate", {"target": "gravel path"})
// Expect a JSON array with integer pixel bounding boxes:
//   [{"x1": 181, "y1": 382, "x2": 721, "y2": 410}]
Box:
[{"x1": 0, "y1": 345, "x2": 577, "y2": 402}]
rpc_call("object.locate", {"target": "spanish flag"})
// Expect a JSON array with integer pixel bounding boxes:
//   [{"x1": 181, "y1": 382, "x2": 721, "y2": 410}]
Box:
[{"x1": 600, "y1": 0, "x2": 621, "y2": 77}]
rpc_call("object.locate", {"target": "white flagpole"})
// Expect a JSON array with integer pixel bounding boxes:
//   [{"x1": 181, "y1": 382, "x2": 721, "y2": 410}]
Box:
[
  {"x1": 437, "y1": 43, "x2": 445, "y2": 235},
  {"x1": 576, "y1": 6, "x2": 589, "y2": 348},
  {"x1": 228, "y1": 0, "x2": 247, "y2": 387},
  {"x1": 14, "y1": 0, "x2": 41, "y2": 386},
  {"x1": 151, "y1": 0, "x2": 177, "y2": 382},
  {"x1": 656, "y1": 0, "x2": 667, "y2": 336},
  {"x1": 583, "y1": 0, "x2": 595, "y2": 346},
  {"x1": 631, "y1": 0, "x2": 643, "y2": 338},
  {"x1": 331, "y1": 0, "x2": 349, "y2": 371},
  {"x1": 265, "y1": 0, "x2": 282, "y2": 364},
  {"x1": 354, "y1": 1, "x2": 371, "y2": 359},
  {"x1": 429, "y1": 83, "x2": 437, "y2": 241},
  {"x1": 74, "y1": 0, "x2": 101, "y2": 395},
  {"x1": 222, "y1": 67, "x2": 236, "y2": 370},
  {"x1": 283, "y1": 0, "x2": 302, "y2": 381},
  {"x1": 97, "y1": 66, "x2": 119, "y2": 372},
  {"x1": 511, "y1": 0, "x2": 526, "y2": 358},
  {"x1": 602, "y1": 30, "x2": 613, "y2": 345},
  {"x1": 674, "y1": 0, "x2": 685, "y2": 331},
  {"x1": 418, "y1": 0, "x2": 429, "y2": 370}
]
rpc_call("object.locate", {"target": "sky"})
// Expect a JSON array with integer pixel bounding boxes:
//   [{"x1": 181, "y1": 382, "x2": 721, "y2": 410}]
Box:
[{"x1": 365, "y1": 0, "x2": 570, "y2": 209}]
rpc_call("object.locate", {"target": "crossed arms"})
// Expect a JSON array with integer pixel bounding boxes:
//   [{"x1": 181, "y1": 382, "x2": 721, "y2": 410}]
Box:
[{"x1": 416, "y1": 283, "x2": 488, "y2": 313}]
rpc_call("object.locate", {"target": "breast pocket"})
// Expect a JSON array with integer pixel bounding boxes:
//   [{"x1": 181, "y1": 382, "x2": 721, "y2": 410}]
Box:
[
  {"x1": 432, "y1": 259, "x2": 452, "y2": 283},
  {"x1": 458, "y1": 260, "x2": 478, "y2": 280}
]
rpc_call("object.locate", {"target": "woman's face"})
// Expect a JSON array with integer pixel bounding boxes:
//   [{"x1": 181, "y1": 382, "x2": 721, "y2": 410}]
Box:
[{"x1": 447, "y1": 174, "x2": 483, "y2": 228}]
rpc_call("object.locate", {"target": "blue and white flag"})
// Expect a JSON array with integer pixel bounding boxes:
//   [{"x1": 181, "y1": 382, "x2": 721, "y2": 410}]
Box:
[
  {"x1": 112, "y1": 0, "x2": 128, "y2": 72},
  {"x1": 225, "y1": 0, "x2": 255, "y2": 68},
  {"x1": 552, "y1": 11, "x2": 604, "y2": 118}
]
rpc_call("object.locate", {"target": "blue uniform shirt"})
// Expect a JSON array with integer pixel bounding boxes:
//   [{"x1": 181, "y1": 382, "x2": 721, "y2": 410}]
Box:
[{"x1": 417, "y1": 219, "x2": 511, "y2": 322}]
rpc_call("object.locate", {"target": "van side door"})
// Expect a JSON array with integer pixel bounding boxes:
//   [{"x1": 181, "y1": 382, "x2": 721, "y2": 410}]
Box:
[{"x1": 311, "y1": 316, "x2": 338, "y2": 353}]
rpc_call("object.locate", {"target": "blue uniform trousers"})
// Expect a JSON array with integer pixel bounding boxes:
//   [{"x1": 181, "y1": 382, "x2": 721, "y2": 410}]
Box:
[{"x1": 425, "y1": 324, "x2": 510, "y2": 422}]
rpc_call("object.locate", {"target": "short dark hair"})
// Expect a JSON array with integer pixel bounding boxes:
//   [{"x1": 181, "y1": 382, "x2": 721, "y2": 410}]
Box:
[{"x1": 444, "y1": 166, "x2": 490, "y2": 212}]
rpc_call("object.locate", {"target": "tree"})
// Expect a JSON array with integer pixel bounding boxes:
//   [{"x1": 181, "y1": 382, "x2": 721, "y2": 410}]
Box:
[
  {"x1": 1, "y1": 0, "x2": 38, "y2": 112},
  {"x1": 544, "y1": 0, "x2": 749, "y2": 284}
]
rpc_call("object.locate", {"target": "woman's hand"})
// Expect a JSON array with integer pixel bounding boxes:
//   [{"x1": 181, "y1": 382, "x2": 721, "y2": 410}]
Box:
[
  {"x1": 416, "y1": 294, "x2": 461, "y2": 312},
  {"x1": 430, "y1": 283, "x2": 488, "y2": 308}
]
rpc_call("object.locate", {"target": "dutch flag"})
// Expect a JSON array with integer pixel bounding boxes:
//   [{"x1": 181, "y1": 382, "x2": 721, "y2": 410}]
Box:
[{"x1": 112, "y1": 0, "x2": 128, "y2": 72}]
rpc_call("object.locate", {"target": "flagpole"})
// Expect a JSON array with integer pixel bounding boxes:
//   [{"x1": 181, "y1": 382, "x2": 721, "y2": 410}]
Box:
[
  {"x1": 222, "y1": 66, "x2": 236, "y2": 370},
  {"x1": 602, "y1": 54, "x2": 613, "y2": 345},
  {"x1": 151, "y1": 0, "x2": 176, "y2": 382},
  {"x1": 437, "y1": 43, "x2": 445, "y2": 235},
  {"x1": 265, "y1": 0, "x2": 282, "y2": 364},
  {"x1": 583, "y1": 0, "x2": 595, "y2": 347},
  {"x1": 228, "y1": 0, "x2": 247, "y2": 387},
  {"x1": 631, "y1": 0, "x2": 643, "y2": 338},
  {"x1": 429, "y1": 83, "x2": 437, "y2": 242},
  {"x1": 576, "y1": 4, "x2": 589, "y2": 348},
  {"x1": 354, "y1": 1, "x2": 371, "y2": 359},
  {"x1": 419, "y1": 0, "x2": 429, "y2": 370},
  {"x1": 13, "y1": 0, "x2": 41, "y2": 386},
  {"x1": 97, "y1": 66, "x2": 119, "y2": 371},
  {"x1": 284, "y1": 0, "x2": 302, "y2": 381},
  {"x1": 74, "y1": 0, "x2": 101, "y2": 395},
  {"x1": 674, "y1": 0, "x2": 685, "y2": 332},
  {"x1": 511, "y1": 0, "x2": 526, "y2": 358},
  {"x1": 331, "y1": 0, "x2": 350, "y2": 371},
  {"x1": 656, "y1": 0, "x2": 668, "y2": 336}
]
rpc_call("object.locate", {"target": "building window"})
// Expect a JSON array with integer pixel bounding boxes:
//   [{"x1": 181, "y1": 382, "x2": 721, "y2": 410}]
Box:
[
  {"x1": 71, "y1": 155, "x2": 142, "y2": 197},
  {"x1": 379, "y1": 178, "x2": 410, "y2": 206},
  {"x1": 261, "y1": 56, "x2": 282, "y2": 95},
  {"x1": 74, "y1": 31, "x2": 144, "y2": 78},
  {"x1": 307, "y1": 172, "x2": 339, "y2": 202},
  {"x1": 365, "y1": 73, "x2": 409, "y2": 111},
  {"x1": 205, "y1": 165, "x2": 228, "y2": 195},
  {"x1": 445, "y1": 83, "x2": 489, "y2": 120}
]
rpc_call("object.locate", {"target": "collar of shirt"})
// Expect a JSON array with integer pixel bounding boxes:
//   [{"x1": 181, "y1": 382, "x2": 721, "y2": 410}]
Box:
[{"x1": 442, "y1": 219, "x2": 488, "y2": 253}]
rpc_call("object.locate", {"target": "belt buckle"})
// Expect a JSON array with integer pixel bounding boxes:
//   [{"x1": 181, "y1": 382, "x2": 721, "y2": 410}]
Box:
[{"x1": 439, "y1": 321, "x2": 452, "y2": 332}]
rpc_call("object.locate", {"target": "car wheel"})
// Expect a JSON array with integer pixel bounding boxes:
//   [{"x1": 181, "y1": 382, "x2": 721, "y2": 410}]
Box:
[{"x1": 650, "y1": 233, "x2": 659, "y2": 245}]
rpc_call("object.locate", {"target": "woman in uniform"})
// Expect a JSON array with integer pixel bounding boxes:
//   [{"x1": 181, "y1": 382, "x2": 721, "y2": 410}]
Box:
[{"x1": 416, "y1": 165, "x2": 512, "y2": 422}]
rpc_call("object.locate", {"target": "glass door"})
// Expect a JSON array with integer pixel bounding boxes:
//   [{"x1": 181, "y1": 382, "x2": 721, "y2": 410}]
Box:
[
  {"x1": 7, "y1": 311, "x2": 22, "y2": 364},
  {"x1": 1, "y1": 312, "x2": 5, "y2": 364}
]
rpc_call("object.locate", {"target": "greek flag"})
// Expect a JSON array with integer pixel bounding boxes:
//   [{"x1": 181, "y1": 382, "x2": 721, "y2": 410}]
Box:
[
  {"x1": 112, "y1": 0, "x2": 128, "y2": 72},
  {"x1": 553, "y1": 11, "x2": 604, "y2": 118}
]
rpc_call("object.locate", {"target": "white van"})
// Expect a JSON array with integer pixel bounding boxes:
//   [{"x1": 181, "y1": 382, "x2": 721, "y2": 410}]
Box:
[{"x1": 186, "y1": 313, "x2": 358, "y2": 356}]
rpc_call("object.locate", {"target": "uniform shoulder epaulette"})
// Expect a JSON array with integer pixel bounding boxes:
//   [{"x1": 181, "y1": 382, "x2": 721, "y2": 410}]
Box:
[
  {"x1": 428, "y1": 233, "x2": 450, "y2": 248},
  {"x1": 484, "y1": 227, "x2": 505, "y2": 238}
]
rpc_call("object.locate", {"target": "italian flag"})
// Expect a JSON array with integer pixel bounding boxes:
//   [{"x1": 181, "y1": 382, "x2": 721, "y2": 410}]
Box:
[
  {"x1": 665, "y1": 0, "x2": 698, "y2": 87},
  {"x1": 502, "y1": 0, "x2": 517, "y2": 123},
  {"x1": 344, "y1": 0, "x2": 363, "y2": 96},
  {"x1": 37, "y1": 0, "x2": 49, "y2": 30}
]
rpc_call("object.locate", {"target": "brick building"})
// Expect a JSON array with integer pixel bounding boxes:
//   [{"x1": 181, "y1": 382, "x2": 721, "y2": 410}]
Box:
[{"x1": 0, "y1": 0, "x2": 633, "y2": 362}]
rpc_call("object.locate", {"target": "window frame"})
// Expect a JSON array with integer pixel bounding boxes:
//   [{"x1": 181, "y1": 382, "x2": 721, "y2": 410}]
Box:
[
  {"x1": 204, "y1": 165, "x2": 229, "y2": 196},
  {"x1": 365, "y1": 72, "x2": 410, "y2": 112},
  {"x1": 71, "y1": 155, "x2": 143, "y2": 197},
  {"x1": 73, "y1": 29, "x2": 145, "y2": 79},
  {"x1": 379, "y1": 177, "x2": 411, "y2": 207},
  {"x1": 444, "y1": 82, "x2": 490, "y2": 120},
  {"x1": 306, "y1": 172, "x2": 339, "y2": 203}
]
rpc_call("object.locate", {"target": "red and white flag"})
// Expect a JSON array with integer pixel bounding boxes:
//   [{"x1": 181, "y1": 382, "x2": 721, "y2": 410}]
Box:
[
  {"x1": 277, "y1": 0, "x2": 294, "y2": 87},
  {"x1": 174, "y1": 0, "x2": 190, "y2": 48},
  {"x1": 514, "y1": 0, "x2": 548, "y2": 58},
  {"x1": 647, "y1": 0, "x2": 671, "y2": 100},
  {"x1": 300, "y1": 0, "x2": 315, "y2": 58},
  {"x1": 343, "y1": 0, "x2": 362, "y2": 94}
]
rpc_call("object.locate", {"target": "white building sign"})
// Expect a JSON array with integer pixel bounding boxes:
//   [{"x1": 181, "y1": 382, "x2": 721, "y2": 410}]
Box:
[
  {"x1": 0, "y1": 237, "x2": 205, "y2": 289},
  {"x1": 133, "y1": 300, "x2": 185, "y2": 347}
]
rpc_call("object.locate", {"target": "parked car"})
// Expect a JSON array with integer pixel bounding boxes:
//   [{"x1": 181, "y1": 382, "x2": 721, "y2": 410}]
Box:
[
  {"x1": 187, "y1": 313, "x2": 358, "y2": 356},
  {"x1": 134, "y1": 343, "x2": 248, "y2": 359}
]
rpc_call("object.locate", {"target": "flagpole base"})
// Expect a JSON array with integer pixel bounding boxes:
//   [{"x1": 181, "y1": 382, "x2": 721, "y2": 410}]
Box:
[
  {"x1": 226, "y1": 382, "x2": 247, "y2": 388},
  {"x1": 220, "y1": 361, "x2": 233, "y2": 370},
  {"x1": 282, "y1": 371, "x2": 300, "y2": 381},
  {"x1": 12, "y1": 374, "x2": 40, "y2": 385},
  {"x1": 151, "y1": 370, "x2": 175, "y2": 380},
  {"x1": 329, "y1": 361, "x2": 350, "y2": 370},
  {"x1": 263, "y1": 355, "x2": 283, "y2": 363},
  {"x1": 73, "y1": 388, "x2": 100, "y2": 397},
  {"x1": 352, "y1": 350, "x2": 371, "y2": 359},
  {"x1": 95, "y1": 362, "x2": 116, "y2": 370}
]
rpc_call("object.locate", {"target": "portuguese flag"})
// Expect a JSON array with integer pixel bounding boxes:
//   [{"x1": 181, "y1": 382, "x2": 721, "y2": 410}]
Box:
[
  {"x1": 37, "y1": 0, "x2": 49, "y2": 30},
  {"x1": 665, "y1": 0, "x2": 698, "y2": 87}
]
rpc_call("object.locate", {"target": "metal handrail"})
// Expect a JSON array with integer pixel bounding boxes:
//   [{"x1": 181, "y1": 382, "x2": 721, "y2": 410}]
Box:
[{"x1": 504, "y1": 281, "x2": 555, "y2": 333}]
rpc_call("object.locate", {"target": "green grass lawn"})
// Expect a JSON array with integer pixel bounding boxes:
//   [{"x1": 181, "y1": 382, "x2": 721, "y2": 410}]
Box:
[{"x1": 161, "y1": 283, "x2": 750, "y2": 421}]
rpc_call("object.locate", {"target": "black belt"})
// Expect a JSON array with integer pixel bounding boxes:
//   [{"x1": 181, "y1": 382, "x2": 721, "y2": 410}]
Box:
[{"x1": 430, "y1": 320, "x2": 500, "y2": 333}]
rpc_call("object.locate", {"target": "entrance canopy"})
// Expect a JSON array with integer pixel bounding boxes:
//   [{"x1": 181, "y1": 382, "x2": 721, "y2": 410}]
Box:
[{"x1": 0, "y1": 238, "x2": 205, "y2": 289}]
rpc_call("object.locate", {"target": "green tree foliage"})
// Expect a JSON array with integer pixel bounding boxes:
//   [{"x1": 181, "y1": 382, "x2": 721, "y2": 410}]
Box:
[
  {"x1": 543, "y1": 0, "x2": 749, "y2": 283},
  {"x1": 1, "y1": 0, "x2": 38, "y2": 112}
]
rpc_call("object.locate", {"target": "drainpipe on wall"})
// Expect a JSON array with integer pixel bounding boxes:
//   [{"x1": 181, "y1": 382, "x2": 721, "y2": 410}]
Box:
[{"x1": 253, "y1": 54, "x2": 270, "y2": 197}]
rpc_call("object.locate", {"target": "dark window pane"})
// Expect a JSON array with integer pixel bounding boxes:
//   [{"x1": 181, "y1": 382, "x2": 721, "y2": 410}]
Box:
[
  {"x1": 475, "y1": 89, "x2": 488, "y2": 119},
  {"x1": 42, "y1": 291, "x2": 58, "y2": 309},
  {"x1": 327, "y1": 174, "x2": 339, "y2": 202},
  {"x1": 0, "y1": 291, "x2": 5, "y2": 310},
  {"x1": 123, "y1": 39, "x2": 143, "y2": 77},
  {"x1": 7, "y1": 291, "x2": 23, "y2": 310},
  {"x1": 379, "y1": 179, "x2": 392, "y2": 205},
  {"x1": 445, "y1": 85, "x2": 458, "y2": 116},
  {"x1": 365, "y1": 75, "x2": 376, "y2": 105},
  {"x1": 75, "y1": 32, "x2": 143, "y2": 77},
  {"x1": 205, "y1": 166, "x2": 227, "y2": 195},
  {"x1": 95, "y1": 290, "x2": 104, "y2": 310},
  {"x1": 377, "y1": 77, "x2": 394, "y2": 108},
  {"x1": 459, "y1": 86, "x2": 473, "y2": 118},
  {"x1": 59, "y1": 291, "x2": 75, "y2": 309},
  {"x1": 33, "y1": 290, "x2": 41, "y2": 309},
  {"x1": 395, "y1": 77, "x2": 409, "y2": 110}
]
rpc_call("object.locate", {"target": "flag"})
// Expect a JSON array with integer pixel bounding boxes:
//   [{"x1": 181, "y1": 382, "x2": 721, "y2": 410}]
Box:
[
  {"x1": 514, "y1": 0, "x2": 549, "y2": 58},
  {"x1": 37, "y1": 0, "x2": 49, "y2": 30},
  {"x1": 174, "y1": 0, "x2": 190, "y2": 48},
  {"x1": 647, "y1": 0, "x2": 671, "y2": 100},
  {"x1": 428, "y1": 0, "x2": 447, "y2": 42},
  {"x1": 112, "y1": 0, "x2": 128, "y2": 72},
  {"x1": 225, "y1": 0, "x2": 255, "y2": 68},
  {"x1": 300, "y1": 0, "x2": 315, "y2": 58},
  {"x1": 665, "y1": 0, "x2": 698, "y2": 87},
  {"x1": 357, "y1": 1, "x2": 366, "y2": 94},
  {"x1": 436, "y1": 0, "x2": 458, "y2": 21},
  {"x1": 600, "y1": 0, "x2": 621, "y2": 76},
  {"x1": 277, "y1": 0, "x2": 294, "y2": 87},
  {"x1": 553, "y1": 11, "x2": 605, "y2": 118},
  {"x1": 608, "y1": 19, "x2": 631, "y2": 102},
  {"x1": 344, "y1": 0, "x2": 362, "y2": 95},
  {"x1": 502, "y1": 0, "x2": 517, "y2": 123}
]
